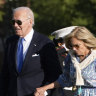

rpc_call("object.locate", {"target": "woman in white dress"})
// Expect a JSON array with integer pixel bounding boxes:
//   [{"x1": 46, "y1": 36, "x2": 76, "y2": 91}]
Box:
[{"x1": 34, "y1": 26, "x2": 96, "y2": 96}]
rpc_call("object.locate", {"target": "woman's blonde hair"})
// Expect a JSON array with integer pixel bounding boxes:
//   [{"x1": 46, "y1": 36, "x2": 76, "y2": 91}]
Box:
[{"x1": 64, "y1": 26, "x2": 96, "y2": 49}]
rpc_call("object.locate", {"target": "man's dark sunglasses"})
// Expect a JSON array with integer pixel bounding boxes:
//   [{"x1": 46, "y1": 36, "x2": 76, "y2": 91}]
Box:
[
  {"x1": 11, "y1": 20, "x2": 22, "y2": 25},
  {"x1": 11, "y1": 18, "x2": 30, "y2": 25}
]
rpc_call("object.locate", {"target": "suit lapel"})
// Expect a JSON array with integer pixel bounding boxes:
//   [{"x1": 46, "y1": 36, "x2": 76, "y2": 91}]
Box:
[
  {"x1": 10, "y1": 35, "x2": 19, "y2": 73},
  {"x1": 21, "y1": 32, "x2": 39, "y2": 72}
]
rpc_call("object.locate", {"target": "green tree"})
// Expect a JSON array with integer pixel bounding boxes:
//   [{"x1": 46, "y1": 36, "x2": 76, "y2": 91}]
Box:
[{"x1": 31, "y1": 0, "x2": 96, "y2": 35}]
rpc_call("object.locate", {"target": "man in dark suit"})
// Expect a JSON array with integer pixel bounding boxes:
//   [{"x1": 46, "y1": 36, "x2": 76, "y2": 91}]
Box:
[{"x1": 0, "y1": 7, "x2": 62, "y2": 96}]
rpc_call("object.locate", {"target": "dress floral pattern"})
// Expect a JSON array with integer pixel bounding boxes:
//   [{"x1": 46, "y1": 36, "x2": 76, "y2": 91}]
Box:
[{"x1": 57, "y1": 54, "x2": 96, "y2": 96}]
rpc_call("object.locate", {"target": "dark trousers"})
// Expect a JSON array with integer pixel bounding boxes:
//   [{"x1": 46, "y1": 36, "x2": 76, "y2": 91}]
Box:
[
  {"x1": 16, "y1": 93, "x2": 34, "y2": 96},
  {"x1": 63, "y1": 89, "x2": 74, "y2": 96},
  {"x1": 24, "y1": 93, "x2": 34, "y2": 96}
]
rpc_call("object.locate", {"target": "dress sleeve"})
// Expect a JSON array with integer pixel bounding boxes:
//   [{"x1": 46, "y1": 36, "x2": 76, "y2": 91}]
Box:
[{"x1": 57, "y1": 54, "x2": 73, "y2": 88}]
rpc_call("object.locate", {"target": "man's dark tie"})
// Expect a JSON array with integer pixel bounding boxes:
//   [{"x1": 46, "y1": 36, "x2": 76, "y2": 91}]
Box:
[{"x1": 17, "y1": 38, "x2": 24, "y2": 72}]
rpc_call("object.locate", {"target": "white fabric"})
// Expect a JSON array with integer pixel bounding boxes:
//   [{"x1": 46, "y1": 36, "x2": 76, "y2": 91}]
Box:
[
  {"x1": 64, "y1": 87, "x2": 72, "y2": 90},
  {"x1": 44, "y1": 91, "x2": 48, "y2": 96},
  {"x1": 51, "y1": 26, "x2": 77, "y2": 39},
  {"x1": 69, "y1": 49, "x2": 96, "y2": 85},
  {"x1": 62, "y1": 44, "x2": 69, "y2": 51}
]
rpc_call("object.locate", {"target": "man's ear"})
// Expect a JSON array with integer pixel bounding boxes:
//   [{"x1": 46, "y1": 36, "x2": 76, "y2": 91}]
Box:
[{"x1": 30, "y1": 19, "x2": 33, "y2": 25}]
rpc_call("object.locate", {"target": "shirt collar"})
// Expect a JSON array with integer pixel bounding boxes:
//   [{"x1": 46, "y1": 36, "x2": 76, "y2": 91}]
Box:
[{"x1": 24, "y1": 28, "x2": 34, "y2": 42}]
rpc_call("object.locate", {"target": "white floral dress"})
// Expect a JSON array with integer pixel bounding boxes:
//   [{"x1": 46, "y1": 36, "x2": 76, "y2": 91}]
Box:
[{"x1": 57, "y1": 54, "x2": 96, "y2": 96}]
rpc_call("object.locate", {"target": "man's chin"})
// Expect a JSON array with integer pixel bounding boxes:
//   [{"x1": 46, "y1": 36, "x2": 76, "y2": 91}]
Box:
[{"x1": 15, "y1": 32, "x2": 21, "y2": 36}]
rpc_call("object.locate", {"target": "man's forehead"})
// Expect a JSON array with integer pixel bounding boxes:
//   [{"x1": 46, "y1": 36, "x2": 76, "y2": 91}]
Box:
[{"x1": 13, "y1": 10, "x2": 27, "y2": 18}]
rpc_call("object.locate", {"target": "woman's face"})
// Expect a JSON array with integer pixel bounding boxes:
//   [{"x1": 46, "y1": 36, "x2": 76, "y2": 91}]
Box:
[{"x1": 70, "y1": 37, "x2": 90, "y2": 57}]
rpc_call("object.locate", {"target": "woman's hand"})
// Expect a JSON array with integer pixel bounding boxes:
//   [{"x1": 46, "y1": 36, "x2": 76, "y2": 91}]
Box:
[
  {"x1": 34, "y1": 81, "x2": 60, "y2": 96},
  {"x1": 34, "y1": 87, "x2": 46, "y2": 96}
]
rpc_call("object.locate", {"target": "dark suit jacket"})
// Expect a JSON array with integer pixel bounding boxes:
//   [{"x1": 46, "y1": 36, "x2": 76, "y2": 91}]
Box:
[{"x1": 0, "y1": 31, "x2": 62, "y2": 96}]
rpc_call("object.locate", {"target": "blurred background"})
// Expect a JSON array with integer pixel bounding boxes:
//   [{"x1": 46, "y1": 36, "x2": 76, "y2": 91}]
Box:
[{"x1": 0, "y1": 0, "x2": 96, "y2": 69}]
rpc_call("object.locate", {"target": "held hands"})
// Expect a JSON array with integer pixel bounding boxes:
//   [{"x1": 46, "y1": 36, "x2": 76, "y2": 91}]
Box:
[
  {"x1": 34, "y1": 87, "x2": 47, "y2": 96},
  {"x1": 34, "y1": 82, "x2": 56, "y2": 96}
]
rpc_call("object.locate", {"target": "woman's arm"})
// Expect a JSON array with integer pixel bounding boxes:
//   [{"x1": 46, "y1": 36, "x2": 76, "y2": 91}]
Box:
[{"x1": 34, "y1": 81, "x2": 61, "y2": 96}]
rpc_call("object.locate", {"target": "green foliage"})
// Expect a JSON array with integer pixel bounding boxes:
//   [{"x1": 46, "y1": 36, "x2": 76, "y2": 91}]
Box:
[
  {"x1": 48, "y1": 35, "x2": 54, "y2": 40},
  {"x1": 1, "y1": 0, "x2": 96, "y2": 37},
  {"x1": 30, "y1": 0, "x2": 96, "y2": 35},
  {"x1": 0, "y1": 11, "x2": 5, "y2": 21}
]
